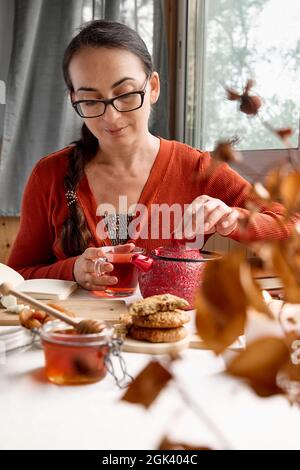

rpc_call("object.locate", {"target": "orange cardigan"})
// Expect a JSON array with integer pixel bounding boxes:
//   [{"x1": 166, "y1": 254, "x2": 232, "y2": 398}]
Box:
[{"x1": 8, "y1": 138, "x2": 296, "y2": 280}]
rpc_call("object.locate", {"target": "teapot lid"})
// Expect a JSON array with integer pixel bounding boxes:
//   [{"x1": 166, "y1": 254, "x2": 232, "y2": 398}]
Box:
[
  {"x1": 152, "y1": 240, "x2": 220, "y2": 262},
  {"x1": 154, "y1": 242, "x2": 202, "y2": 261}
]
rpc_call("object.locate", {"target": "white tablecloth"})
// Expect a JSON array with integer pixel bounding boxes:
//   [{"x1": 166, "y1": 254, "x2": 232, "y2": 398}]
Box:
[{"x1": 1, "y1": 291, "x2": 300, "y2": 450}]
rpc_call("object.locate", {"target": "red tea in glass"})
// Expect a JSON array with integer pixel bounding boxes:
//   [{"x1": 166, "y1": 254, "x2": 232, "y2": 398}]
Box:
[{"x1": 95, "y1": 246, "x2": 144, "y2": 296}]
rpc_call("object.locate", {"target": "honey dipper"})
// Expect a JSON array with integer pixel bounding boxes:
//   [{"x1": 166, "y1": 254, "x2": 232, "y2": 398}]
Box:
[{"x1": 0, "y1": 282, "x2": 105, "y2": 334}]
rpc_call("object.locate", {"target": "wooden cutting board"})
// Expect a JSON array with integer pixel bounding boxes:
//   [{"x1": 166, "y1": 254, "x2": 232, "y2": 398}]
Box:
[
  {"x1": 0, "y1": 300, "x2": 244, "y2": 354},
  {"x1": 122, "y1": 333, "x2": 244, "y2": 354},
  {"x1": 0, "y1": 299, "x2": 128, "y2": 326}
]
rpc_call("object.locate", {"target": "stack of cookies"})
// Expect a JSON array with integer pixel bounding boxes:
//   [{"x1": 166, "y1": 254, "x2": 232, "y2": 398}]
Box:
[{"x1": 127, "y1": 294, "x2": 190, "y2": 343}]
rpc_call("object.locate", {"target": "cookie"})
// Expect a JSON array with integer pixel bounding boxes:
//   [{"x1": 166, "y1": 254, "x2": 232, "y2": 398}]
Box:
[
  {"x1": 119, "y1": 312, "x2": 133, "y2": 327},
  {"x1": 129, "y1": 294, "x2": 189, "y2": 317},
  {"x1": 132, "y1": 309, "x2": 190, "y2": 329},
  {"x1": 129, "y1": 325, "x2": 188, "y2": 343}
]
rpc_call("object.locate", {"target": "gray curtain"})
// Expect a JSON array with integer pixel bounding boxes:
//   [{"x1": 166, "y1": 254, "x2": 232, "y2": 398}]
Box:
[
  {"x1": 0, "y1": 0, "x2": 84, "y2": 216},
  {"x1": 0, "y1": 0, "x2": 169, "y2": 216},
  {"x1": 151, "y1": 0, "x2": 169, "y2": 138},
  {"x1": 0, "y1": 0, "x2": 15, "y2": 153}
]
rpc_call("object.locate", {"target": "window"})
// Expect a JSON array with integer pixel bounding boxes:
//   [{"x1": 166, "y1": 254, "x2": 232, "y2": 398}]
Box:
[
  {"x1": 180, "y1": 0, "x2": 300, "y2": 177},
  {"x1": 83, "y1": 0, "x2": 154, "y2": 55}
]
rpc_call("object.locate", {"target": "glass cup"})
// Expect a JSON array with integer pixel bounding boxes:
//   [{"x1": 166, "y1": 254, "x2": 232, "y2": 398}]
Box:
[{"x1": 94, "y1": 246, "x2": 145, "y2": 297}]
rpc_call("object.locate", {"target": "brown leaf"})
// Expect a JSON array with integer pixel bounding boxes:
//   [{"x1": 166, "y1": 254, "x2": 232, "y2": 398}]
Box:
[
  {"x1": 264, "y1": 166, "x2": 285, "y2": 201},
  {"x1": 255, "y1": 238, "x2": 300, "y2": 304},
  {"x1": 276, "y1": 127, "x2": 293, "y2": 141},
  {"x1": 239, "y1": 262, "x2": 273, "y2": 318},
  {"x1": 212, "y1": 141, "x2": 242, "y2": 163},
  {"x1": 225, "y1": 87, "x2": 241, "y2": 101},
  {"x1": 279, "y1": 171, "x2": 300, "y2": 213},
  {"x1": 280, "y1": 361, "x2": 300, "y2": 383},
  {"x1": 195, "y1": 252, "x2": 248, "y2": 354},
  {"x1": 244, "y1": 79, "x2": 255, "y2": 93},
  {"x1": 195, "y1": 294, "x2": 245, "y2": 355},
  {"x1": 158, "y1": 437, "x2": 212, "y2": 450},
  {"x1": 271, "y1": 243, "x2": 300, "y2": 303},
  {"x1": 240, "y1": 94, "x2": 262, "y2": 115},
  {"x1": 227, "y1": 337, "x2": 290, "y2": 397},
  {"x1": 121, "y1": 360, "x2": 172, "y2": 408}
]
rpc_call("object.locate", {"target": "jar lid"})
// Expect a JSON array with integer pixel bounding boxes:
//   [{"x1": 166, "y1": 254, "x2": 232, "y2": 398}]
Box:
[{"x1": 40, "y1": 320, "x2": 114, "y2": 347}]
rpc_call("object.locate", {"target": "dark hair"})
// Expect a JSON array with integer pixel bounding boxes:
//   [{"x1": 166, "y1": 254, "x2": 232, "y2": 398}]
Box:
[{"x1": 61, "y1": 20, "x2": 153, "y2": 256}]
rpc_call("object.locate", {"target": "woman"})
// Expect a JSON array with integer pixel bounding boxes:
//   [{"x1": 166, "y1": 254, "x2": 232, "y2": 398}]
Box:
[{"x1": 7, "y1": 20, "x2": 296, "y2": 290}]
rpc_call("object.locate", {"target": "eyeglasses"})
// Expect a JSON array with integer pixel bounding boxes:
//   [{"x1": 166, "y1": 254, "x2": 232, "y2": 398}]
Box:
[{"x1": 72, "y1": 77, "x2": 148, "y2": 118}]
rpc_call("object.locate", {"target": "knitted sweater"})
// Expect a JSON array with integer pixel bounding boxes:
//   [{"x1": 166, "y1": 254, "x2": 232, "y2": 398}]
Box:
[{"x1": 8, "y1": 138, "x2": 296, "y2": 280}]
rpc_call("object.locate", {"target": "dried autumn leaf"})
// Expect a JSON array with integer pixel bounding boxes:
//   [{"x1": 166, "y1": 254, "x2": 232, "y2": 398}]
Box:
[
  {"x1": 276, "y1": 127, "x2": 293, "y2": 141},
  {"x1": 288, "y1": 230, "x2": 300, "y2": 272},
  {"x1": 121, "y1": 360, "x2": 172, "y2": 409},
  {"x1": 195, "y1": 294, "x2": 245, "y2": 355},
  {"x1": 279, "y1": 172, "x2": 300, "y2": 213},
  {"x1": 279, "y1": 361, "x2": 300, "y2": 384},
  {"x1": 225, "y1": 87, "x2": 241, "y2": 101},
  {"x1": 227, "y1": 337, "x2": 290, "y2": 397},
  {"x1": 226, "y1": 80, "x2": 262, "y2": 115},
  {"x1": 195, "y1": 252, "x2": 248, "y2": 354},
  {"x1": 158, "y1": 437, "x2": 212, "y2": 450},
  {"x1": 212, "y1": 141, "x2": 242, "y2": 163},
  {"x1": 264, "y1": 166, "x2": 285, "y2": 201},
  {"x1": 271, "y1": 243, "x2": 300, "y2": 303},
  {"x1": 244, "y1": 79, "x2": 255, "y2": 93},
  {"x1": 239, "y1": 262, "x2": 273, "y2": 318},
  {"x1": 240, "y1": 94, "x2": 262, "y2": 115}
]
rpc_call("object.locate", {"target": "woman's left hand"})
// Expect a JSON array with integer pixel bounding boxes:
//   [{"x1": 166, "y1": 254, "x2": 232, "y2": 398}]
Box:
[{"x1": 174, "y1": 195, "x2": 240, "y2": 238}]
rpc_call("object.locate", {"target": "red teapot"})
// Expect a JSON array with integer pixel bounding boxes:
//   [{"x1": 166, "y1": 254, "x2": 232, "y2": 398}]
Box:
[{"x1": 131, "y1": 240, "x2": 220, "y2": 309}]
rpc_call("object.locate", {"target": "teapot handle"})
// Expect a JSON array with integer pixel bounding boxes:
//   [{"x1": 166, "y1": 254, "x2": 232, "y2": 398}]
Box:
[{"x1": 131, "y1": 254, "x2": 153, "y2": 273}]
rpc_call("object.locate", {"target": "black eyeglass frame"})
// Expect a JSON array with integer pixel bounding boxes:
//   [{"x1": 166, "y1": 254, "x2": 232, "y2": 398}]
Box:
[{"x1": 72, "y1": 77, "x2": 149, "y2": 118}]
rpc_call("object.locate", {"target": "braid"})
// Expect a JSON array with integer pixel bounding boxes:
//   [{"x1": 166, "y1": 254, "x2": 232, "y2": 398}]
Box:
[{"x1": 61, "y1": 124, "x2": 98, "y2": 256}]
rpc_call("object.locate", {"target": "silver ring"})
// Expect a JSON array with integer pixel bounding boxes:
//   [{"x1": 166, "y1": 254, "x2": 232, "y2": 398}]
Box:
[{"x1": 94, "y1": 256, "x2": 109, "y2": 277}]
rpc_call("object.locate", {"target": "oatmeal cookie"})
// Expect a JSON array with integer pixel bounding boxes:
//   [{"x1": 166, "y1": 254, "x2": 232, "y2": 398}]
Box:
[
  {"x1": 129, "y1": 325, "x2": 188, "y2": 343},
  {"x1": 129, "y1": 294, "x2": 189, "y2": 317},
  {"x1": 132, "y1": 309, "x2": 190, "y2": 328}
]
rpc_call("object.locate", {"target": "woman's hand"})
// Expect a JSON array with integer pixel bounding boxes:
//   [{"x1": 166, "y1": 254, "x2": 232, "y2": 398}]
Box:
[
  {"x1": 174, "y1": 195, "x2": 239, "y2": 239},
  {"x1": 73, "y1": 243, "x2": 135, "y2": 290}
]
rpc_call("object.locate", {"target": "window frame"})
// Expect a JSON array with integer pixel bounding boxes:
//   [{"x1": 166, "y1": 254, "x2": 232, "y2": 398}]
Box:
[{"x1": 175, "y1": 0, "x2": 300, "y2": 180}]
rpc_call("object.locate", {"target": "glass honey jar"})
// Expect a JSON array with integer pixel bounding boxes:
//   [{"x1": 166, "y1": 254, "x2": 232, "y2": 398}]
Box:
[{"x1": 40, "y1": 320, "x2": 126, "y2": 385}]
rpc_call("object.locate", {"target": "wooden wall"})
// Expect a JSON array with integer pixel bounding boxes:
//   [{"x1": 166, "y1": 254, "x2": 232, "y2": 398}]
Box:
[
  {"x1": 204, "y1": 233, "x2": 249, "y2": 255},
  {"x1": 0, "y1": 216, "x2": 248, "y2": 266},
  {"x1": 0, "y1": 217, "x2": 19, "y2": 263}
]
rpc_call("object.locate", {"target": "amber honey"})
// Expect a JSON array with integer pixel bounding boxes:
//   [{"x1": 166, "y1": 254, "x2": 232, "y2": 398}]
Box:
[{"x1": 40, "y1": 321, "x2": 112, "y2": 385}]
